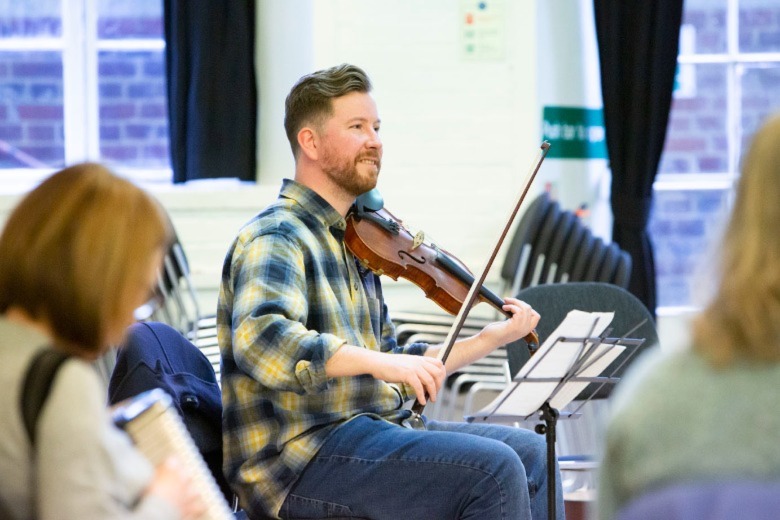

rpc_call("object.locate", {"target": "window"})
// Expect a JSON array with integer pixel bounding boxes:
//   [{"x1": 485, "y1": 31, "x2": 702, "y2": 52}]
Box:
[
  {"x1": 0, "y1": 0, "x2": 170, "y2": 191},
  {"x1": 650, "y1": 0, "x2": 780, "y2": 308}
]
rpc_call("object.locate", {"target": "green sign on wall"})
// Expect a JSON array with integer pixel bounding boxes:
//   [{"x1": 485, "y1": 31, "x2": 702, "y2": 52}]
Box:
[{"x1": 542, "y1": 106, "x2": 607, "y2": 159}]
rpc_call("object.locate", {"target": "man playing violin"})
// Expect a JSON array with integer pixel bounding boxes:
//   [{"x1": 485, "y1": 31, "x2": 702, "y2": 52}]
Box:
[{"x1": 217, "y1": 63, "x2": 564, "y2": 520}]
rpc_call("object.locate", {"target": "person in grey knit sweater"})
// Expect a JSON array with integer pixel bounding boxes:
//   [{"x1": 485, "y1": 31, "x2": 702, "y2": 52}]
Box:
[{"x1": 597, "y1": 113, "x2": 780, "y2": 519}]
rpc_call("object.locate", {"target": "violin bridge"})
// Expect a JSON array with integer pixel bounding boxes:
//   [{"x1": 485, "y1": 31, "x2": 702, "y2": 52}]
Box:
[{"x1": 412, "y1": 231, "x2": 425, "y2": 250}]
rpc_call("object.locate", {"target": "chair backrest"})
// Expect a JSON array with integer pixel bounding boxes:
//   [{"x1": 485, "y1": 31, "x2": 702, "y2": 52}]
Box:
[
  {"x1": 153, "y1": 237, "x2": 203, "y2": 339},
  {"x1": 143, "y1": 207, "x2": 206, "y2": 340},
  {"x1": 615, "y1": 480, "x2": 780, "y2": 520},
  {"x1": 499, "y1": 193, "x2": 554, "y2": 295},
  {"x1": 149, "y1": 222, "x2": 219, "y2": 377},
  {"x1": 506, "y1": 282, "x2": 659, "y2": 400}
]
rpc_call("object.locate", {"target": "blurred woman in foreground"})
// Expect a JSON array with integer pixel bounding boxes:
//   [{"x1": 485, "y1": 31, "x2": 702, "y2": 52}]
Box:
[{"x1": 0, "y1": 163, "x2": 203, "y2": 519}]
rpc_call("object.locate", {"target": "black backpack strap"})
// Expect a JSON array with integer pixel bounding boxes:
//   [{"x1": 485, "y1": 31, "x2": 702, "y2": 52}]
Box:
[{"x1": 20, "y1": 348, "x2": 71, "y2": 446}]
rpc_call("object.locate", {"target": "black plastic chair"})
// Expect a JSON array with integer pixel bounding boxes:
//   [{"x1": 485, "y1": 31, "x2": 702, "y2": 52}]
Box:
[
  {"x1": 503, "y1": 282, "x2": 659, "y2": 492},
  {"x1": 556, "y1": 218, "x2": 588, "y2": 283},
  {"x1": 506, "y1": 282, "x2": 658, "y2": 397},
  {"x1": 520, "y1": 199, "x2": 562, "y2": 288}
]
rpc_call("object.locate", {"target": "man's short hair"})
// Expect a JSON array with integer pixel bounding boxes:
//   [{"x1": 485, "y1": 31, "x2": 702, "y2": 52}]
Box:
[{"x1": 284, "y1": 63, "x2": 372, "y2": 158}]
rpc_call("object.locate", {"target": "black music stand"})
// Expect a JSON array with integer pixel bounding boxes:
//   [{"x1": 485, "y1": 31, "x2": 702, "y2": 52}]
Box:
[{"x1": 466, "y1": 312, "x2": 645, "y2": 520}]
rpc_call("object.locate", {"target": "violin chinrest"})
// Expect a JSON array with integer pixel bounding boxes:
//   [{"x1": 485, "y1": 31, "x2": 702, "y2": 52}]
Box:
[{"x1": 355, "y1": 188, "x2": 384, "y2": 212}]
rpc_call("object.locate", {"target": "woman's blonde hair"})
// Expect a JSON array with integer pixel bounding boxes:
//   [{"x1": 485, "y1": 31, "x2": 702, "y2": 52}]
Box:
[
  {"x1": 692, "y1": 114, "x2": 780, "y2": 366},
  {"x1": 0, "y1": 163, "x2": 172, "y2": 352}
]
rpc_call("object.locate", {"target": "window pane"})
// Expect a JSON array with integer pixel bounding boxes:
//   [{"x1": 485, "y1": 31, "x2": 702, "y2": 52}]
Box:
[
  {"x1": 98, "y1": 50, "x2": 170, "y2": 169},
  {"x1": 0, "y1": 0, "x2": 61, "y2": 38},
  {"x1": 740, "y1": 64, "x2": 780, "y2": 155},
  {"x1": 97, "y1": 0, "x2": 163, "y2": 39},
  {"x1": 0, "y1": 51, "x2": 65, "y2": 168},
  {"x1": 660, "y1": 64, "x2": 729, "y2": 174},
  {"x1": 739, "y1": 0, "x2": 780, "y2": 53},
  {"x1": 681, "y1": 0, "x2": 727, "y2": 54},
  {"x1": 650, "y1": 189, "x2": 731, "y2": 307}
]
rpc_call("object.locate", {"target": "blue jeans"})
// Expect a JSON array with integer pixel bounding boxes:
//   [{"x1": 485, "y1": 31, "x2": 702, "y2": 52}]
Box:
[{"x1": 279, "y1": 415, "x2": 564, "y2": 519}]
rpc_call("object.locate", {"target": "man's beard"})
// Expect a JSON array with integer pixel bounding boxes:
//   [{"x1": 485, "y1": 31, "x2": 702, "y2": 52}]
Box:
[{"x1": 321, "y1": 149, "x2": 381, "y2": 197}]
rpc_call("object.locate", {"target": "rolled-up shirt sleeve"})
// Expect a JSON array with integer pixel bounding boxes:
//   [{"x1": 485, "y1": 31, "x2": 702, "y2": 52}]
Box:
[{"x1": 229, "y1": 231, "x2": 345, "y2": 394}]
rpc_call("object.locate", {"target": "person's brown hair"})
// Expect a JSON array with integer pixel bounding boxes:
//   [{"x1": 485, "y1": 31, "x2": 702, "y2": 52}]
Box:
[
  {"x1": 284, "y1": 63, "x2": 372, "y2": 159},
  {"x1": 0, "y1": 163, "x2": 172, "y2": 352},
  {"x1": 692, "y1": 114, "x2": 780, "y2": 366}
]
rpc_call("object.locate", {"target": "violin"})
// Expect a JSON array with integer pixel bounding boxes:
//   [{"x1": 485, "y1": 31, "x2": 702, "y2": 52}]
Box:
[
  {"x1": 351, "y1": 142, "x2": 550, "y2": 425},
  {"x1": 345, "y1": 189, "x2": 539, "y2": 350}
]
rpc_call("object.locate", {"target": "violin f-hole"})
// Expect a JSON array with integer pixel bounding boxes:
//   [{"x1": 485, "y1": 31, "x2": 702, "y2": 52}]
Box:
[{"x1": 398, "y1": 250, "x2": 426, "y2": 265}]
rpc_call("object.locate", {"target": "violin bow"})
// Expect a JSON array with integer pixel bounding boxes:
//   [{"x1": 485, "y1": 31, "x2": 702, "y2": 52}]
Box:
[{"x1": 404, "y1": 140, "x2": 551, "y2": 429}]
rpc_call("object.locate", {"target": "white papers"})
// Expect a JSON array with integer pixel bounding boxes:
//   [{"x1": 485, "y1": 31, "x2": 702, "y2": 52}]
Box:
[{"x1": 467, "y1": 310, "x2": 625, "y2": 421}]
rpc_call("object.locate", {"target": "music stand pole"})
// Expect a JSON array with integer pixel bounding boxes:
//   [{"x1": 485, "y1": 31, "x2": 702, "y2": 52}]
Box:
[{"x1": 535, "y1": 402, "x2": 559, "y2": 520}]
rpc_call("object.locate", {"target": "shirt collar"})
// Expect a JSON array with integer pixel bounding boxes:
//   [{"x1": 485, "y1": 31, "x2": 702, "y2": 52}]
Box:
[{"x1": 280, "y1": 178, "x2": 347, "y2": 231}]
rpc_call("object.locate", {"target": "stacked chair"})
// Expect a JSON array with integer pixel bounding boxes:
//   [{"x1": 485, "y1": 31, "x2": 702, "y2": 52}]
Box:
[
  {"x1": 500, "y1": 192, "x2": 631, "y2": 296},
  {"x1": 149, "y1": 233, "x2": 222, "y2": 381},
  {"x1": 392, "y1": 313, "x2": 508, "y2": 421}
]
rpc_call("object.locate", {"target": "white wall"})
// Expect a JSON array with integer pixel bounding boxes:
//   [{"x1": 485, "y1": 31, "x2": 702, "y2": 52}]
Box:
[{"x1": 536, "y1": 0, "x2": 613, "y2": 240}]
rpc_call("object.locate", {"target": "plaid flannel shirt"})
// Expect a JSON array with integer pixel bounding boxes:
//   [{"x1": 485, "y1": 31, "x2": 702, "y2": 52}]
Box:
[{"x1": 218, "y1": 179, "x2": 427, "y2": 519}]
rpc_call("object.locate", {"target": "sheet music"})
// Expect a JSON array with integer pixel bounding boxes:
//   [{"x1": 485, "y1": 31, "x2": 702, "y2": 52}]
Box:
[{"x1": 468, "y1": 310, "x2": 623, "y2": 420}]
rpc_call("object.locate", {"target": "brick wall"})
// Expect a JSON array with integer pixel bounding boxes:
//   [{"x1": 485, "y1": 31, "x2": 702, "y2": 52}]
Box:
[
  {"x1": 0, "y1": 52, "x2": 64, "y2": 168},
  {"x1": 98, "y1": 50, "x2": 169, "y2": 168},
  {"x1": 650, "y1": 189, "x2": 730, "y2": 307},
  {"x1": 0, "y1": 15, "x2": 167, "y2": 170}
]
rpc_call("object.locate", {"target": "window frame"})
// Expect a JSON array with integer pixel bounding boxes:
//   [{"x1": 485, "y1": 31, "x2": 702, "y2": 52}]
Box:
[
  {"x1": 655, "y1": 0, "x2": 780, "y2": 192},
  {"x1": 0, "y1": 0, "x2": 172, "y2": 190}
]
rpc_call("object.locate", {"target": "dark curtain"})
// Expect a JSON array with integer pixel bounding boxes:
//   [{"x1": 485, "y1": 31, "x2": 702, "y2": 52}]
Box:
[
  {"x1": 594, "y1": 1, "x2": 683, "y2": 315},
  {"x1": 164, "y1": 0, "x2": 257, "y2": 183}
]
